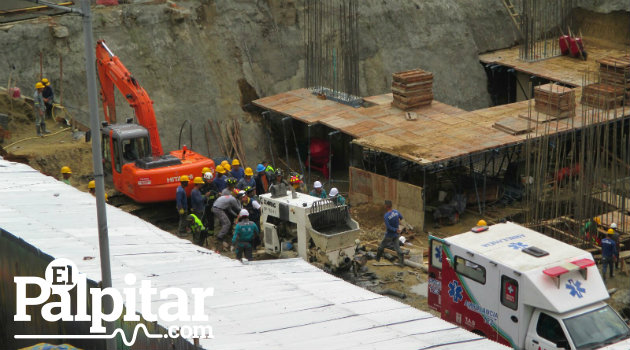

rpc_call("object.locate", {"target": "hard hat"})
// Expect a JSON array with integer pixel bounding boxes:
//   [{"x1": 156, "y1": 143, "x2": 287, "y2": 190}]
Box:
[
  {"x1": 201, "y1": 167, "x2": 211, "y2": 174},
  {"x1": 329, "y1": 188, "x2": 339, "y2": 197},
  {"x1": 607, "y1": 228, "x2": 615, "y2": 234},
  {"x1": 215, "y1": 165, "x2": 226, "y2": 174},
  {"x1": 221, "y1": 160, "x2": 229, "y2": 166},
  {"x1": 313, "y1": 181, "x2": 322, "y2": 189},
  {"x1": 239, "y1": 208, "x2": 249, "y2": 217},
  {"x1": 477, "y1": 219, "x2": 487, "y2": 227},
  {"x1": 180, "y1": 175, "x2": 190, "y2": 182},
  {"x1": 244, "y1": 167, "x2": 254, "y2": 176},
  {"x1": 203, "y1": 172, "x2": 213, "y2": 181},
  {"x1": 289, "y1": 175, "x2": 299, "y2": 184},
  {"x1": 256, "y1": 164, "x2": 265, "y2": 173},
  {"x1": 226, "y1": 177, "x2": 237, "y2": 186},
  {"x1": 61, "y1": 166, "x2": 72, "y2": 174},
  {"x1": 275, "y1": 169, "x2": 283, "y2": 177},
  {"x1": 232, "y1": 188, "x2": 241, "y2": 197},
  {"x1": 41, "y1": 78, "x2": 50, "y2": 85},
  {"x1": 35, "y1": 82, "x2": 45, "y2": 89},
  {"x1": 193, "y1": 176, "x2": 204, "y2": 184},
  {"x1": 611, "y1": 223, "x2": 617, "y2": 229},
  {"x1": 594, "y1": 217, "x2": 601, "y2": 225},
  {"x1": 232, "y1": 159, "x2": 240, "y2": 166},
  {"x1": 88, "y1": 180, "x2": 95, "y2": 189},
  {"x1": 224, "y1": 163, "x2": 231, "y2": 171},
  {"x1": 244, "y1": 186, "x2": 254, "y2": 193}
]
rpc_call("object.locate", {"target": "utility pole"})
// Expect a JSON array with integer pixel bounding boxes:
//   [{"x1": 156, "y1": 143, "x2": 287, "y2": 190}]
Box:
[{"x1": 24, "y1": 1, "x2": 115, "y2": 348}]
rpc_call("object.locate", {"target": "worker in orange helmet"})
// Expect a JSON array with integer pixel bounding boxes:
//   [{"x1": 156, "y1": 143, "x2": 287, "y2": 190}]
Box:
[
  {"x1": 230, "y1": 159, "x2": 245, "y2": 180},
  {"x1": 176, "y1": 175, "x2": 190, "y2": 236}
]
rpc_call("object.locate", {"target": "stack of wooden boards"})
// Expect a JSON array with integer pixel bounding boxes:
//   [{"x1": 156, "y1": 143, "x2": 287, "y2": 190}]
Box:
[
  {"x1": 588, "y1": 55, "x2": 630, "y2": 108},
  {"x1": 391, "y1": 69, "x2": 433, "y2": 110},
  {"x1": 581, "y1": 83, "x2": 626, "y2": 109},
  {"x1": 533, "y1": 83, "x2": 576, "y2": 118}
]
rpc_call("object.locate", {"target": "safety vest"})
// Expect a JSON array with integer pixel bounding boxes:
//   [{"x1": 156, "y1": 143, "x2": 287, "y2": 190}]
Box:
[
  {"x1": 189, "y1": 214, "x2": 205, "y2": 232},
  {"x1": 265, "y1": 165, "x2": 275, "y2": 173}
]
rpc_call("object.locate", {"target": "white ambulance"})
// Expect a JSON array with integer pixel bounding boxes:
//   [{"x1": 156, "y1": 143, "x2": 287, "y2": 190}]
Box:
[{"x1": 428, "y1": 221, "x2": 630, "y2": 349}]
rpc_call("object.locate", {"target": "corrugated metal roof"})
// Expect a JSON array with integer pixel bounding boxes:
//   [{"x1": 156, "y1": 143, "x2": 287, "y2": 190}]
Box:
[{"x1": 0, "y1": 158, "x2": 509, "y2": 349}]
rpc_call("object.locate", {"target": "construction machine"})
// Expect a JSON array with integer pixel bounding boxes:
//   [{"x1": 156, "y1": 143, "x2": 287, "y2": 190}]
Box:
[
  {"x1": 96, "y1": 40, "x2": 214, "y2": 203},
  {"x1": 259, "y1": 189, "x2": 361, "y2": 271}
]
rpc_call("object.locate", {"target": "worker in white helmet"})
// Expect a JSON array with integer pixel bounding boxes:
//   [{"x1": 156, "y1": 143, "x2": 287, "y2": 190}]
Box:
[
  {"x1": 309, "y1": 180, "x2": 327, "y2": 199},
  {"x1": 232, "y1": 209, "x2": 259, "y2": 262},
  {"x1": 328, "y1": 187, "x2": 346, "y2": 205}
]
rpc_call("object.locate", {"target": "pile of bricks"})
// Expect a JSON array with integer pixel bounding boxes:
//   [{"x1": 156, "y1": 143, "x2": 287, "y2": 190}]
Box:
[
  {"x1": 597, "y1": 55, "x2": 630, "y2": 105},
  {"x1": 581, "y1": 83, "x2": 626, "y2": 110},
  {"x1": 534, "y1": 83, "x2": 575, "y2": 118},
  {"x1": 391, "y1": 69, "x2": 433, "y2": 110}
]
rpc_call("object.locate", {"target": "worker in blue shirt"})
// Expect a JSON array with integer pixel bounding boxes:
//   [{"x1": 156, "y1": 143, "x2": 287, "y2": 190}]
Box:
[
  {"x1": 214, "y1": 165, "x2": 227, "y2": 192},
  {"x1": 376, "y1": 200, "x2": 405, "y2": 266},
  {"x1": 232, "y1": 209, "x2": 259, "y2": 262},
  {"x1": 601, "y1": 229, "x2": 618, "y2": 280},
  {"x1": 176, "y1": 175, "x2": 190, "y2": 236},
  {"x1": 230, "y1": 159, "x2": 245, "y2": 180},
  {"x1": 191, "y1": 177, "x2": 205, "y2": 220}
]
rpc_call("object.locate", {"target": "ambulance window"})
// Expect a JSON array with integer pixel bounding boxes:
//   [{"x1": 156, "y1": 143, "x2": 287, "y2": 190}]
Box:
[
  {"x1": 455, "y1": 256, "x2": 486, "y2": 284},
  {"x1": 537, "y1": 313, "x2": 569, "y2": 346},
  {"x1": 430, "y1": 240, "x2": 443, "y2": 269},
  {"x1": 500, "y1": 276, "x2": 518, "y2": 310}
]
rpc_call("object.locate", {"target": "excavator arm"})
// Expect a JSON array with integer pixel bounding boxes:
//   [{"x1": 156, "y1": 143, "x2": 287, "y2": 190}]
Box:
[{"x1": 95, "y1": 40, "x2": 164, "y2": 157}]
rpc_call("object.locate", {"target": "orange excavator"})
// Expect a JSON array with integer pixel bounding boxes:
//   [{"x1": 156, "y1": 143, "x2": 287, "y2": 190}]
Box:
[{"x1": 96, "y1": 40, "x2": 214, "y2": 203}]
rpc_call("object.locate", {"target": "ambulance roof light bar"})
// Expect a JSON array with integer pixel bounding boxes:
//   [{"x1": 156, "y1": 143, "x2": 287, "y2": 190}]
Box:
[{"x1": 543, "y1": 259, "x2": 595, "y2": 288}]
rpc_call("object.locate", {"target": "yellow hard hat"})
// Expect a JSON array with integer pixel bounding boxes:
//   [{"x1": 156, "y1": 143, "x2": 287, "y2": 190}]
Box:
[
  {"x1": 193, "y1": 176, "x2": 204, "y2": 184},
  {"x1": 224, "y1": 163, "x2": 231, "y2": 171},
  {"x1": 216, "y1": 165, "x2": 226, "y2": 174},
  {"x1": 221, "y1": 160, "x2": 229, "y2": 166},
  {"x1": 477, "y1": 219, "x2": 487, "y2": 227},
  {"x1": 35, "y1": 82, "x2": 45, "y2": 89},
  {"x1": 201, "y1": 167, "x2": 211, "y2": 174},
  {"x1": 41, "y1": 78, "x2": 50, "y2": 85},
  {"x1": 232, "y1": 159, "x2": 240, "y2": 166},
  {"x1": 180, "y1": 175, "x2": 190, "y2": 182},
  {"x1": 88, "y1": 180, "x2": 95, "y2": 189},
  {"x1": 607, "y1": 228, "x2": 615, "y2": 234},
  {"x1": 594, "y1": 217, "x2": 601, "y2": 225},
  {"x1": 61, "y1": 166, "x2": 72, "y2": 174},
  {"x1": 244, "y1": 167, "x2": 254, "y2": 176}
]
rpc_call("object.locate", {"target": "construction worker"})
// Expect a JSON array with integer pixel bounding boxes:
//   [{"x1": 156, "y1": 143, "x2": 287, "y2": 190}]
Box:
[
  {"x1": 610, "y1": 223, "x2": 620, "y2": 269},
  {"x1": 187, "y1": 214, "x2": 209, "y2": 247},
  {"x1": 580, "y1": 217, "x2": 601, "y2": 246},
  {"x1": 309, "y1": 181, "x2": 327, "y2": 199},
  {"x1": 241, "y1": 187, "x2": 261, "y2": 227},
  {"x1": 328, "y1": 187, "x2": 346, "y2": 205},
  {"x1": 41, "y1": 78, "x2": 54, "y2": 120},
  {"x1": 176, "y1": 175, "x2": 190, "y2": 236},
  {"x1": 200, "y1": 171, "x2": 219, "y2": 230},
  {"x1": 376, "y1": 200, "x2": 405, "y2": 267},
  {"x1": 232, "y1": 209, "x2": 259, "y2": 262},
  {"x1": 214, "y1": 165, "x2": 227, "y2": 192},
  {"x1": 222, "y1": 177, "x2": 238, "y2": 196},
  {"x1": 212, "y1": 190, "x2": 242, "y2": 244},
  {"x1": 60, "y1": 166, "x2": 72, "y2": 185},
  {"x1": 289, "y1": 175, "x2": 307, "y2": 193},
  {"x1": 87, "y1": 180, "x2": 108, "y2": 202},
  {"x1": 237, "y1": 167, "x2": 256, "y2": 191},
  {"x1": 255, "y1": 163, "x2": 271, "y2": 194},
  {"x1": 269, "y1": 169, "x2": 290, "y2": 198},
  {"x1": 230, "y1": 159, "x2": 245, "y2": 180},
  {"x1": 191, "y1": 177, "x2": 205, "y2": 220},
  {"x1": 263, "y1": 161, "x2": 275, "y2": 174},
  {"x1": 601, "y1": 229, "x2": 617, "y2": 281},
  {"x1": 201, "y1": 167, "x2": 211, "y2": 177},
  {"x1": 33, "y1": 82, "x2": 50, "y2": 136}
]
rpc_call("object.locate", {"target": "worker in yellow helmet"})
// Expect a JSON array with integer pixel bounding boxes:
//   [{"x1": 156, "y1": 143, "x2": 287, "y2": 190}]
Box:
[
  {"x1": 237, "y1": 167, "x2": 255, "y2": 191},
  {"x1": 88, "y1": 180, "x2": 108, "y2": 202},
  {"x1": 214, "y1": 165, "x2": 227, "y2": 192},
  {"x1": 601, "y1": 228, "x2": 617, "y2": 280},
  {"x1": 191, "y1": 177, "x2": 206, "y2": 220},
  {"x1": 176, "y1": 175, "x2": 190, "y2": 236},
  {"x1": 230, "y1": 159, "x2": 244, "y2": 180},
  {"x1": 60, "y1": 166, "x2": 72, "y2": 185},
  {"x1": 41, "y1": 78, "x2": 54, "y2": 120},
  {"x1": 33, "y1": 82, "x2": 50, "y2": 136}
]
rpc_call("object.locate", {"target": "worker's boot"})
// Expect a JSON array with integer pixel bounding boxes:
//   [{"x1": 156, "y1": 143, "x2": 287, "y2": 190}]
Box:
[
  {"x1": 36, "y1": 125, "x2": 42, "y2": 137},
  {"x1": 397, "y1": 253, "x2": 405, "y2": 267},
  {"x1": 375, "y1": 247, "x2": 383, "y2": 262},
  {"x1": 41, "y1": 122, "x2": 51, "y2": 134}
]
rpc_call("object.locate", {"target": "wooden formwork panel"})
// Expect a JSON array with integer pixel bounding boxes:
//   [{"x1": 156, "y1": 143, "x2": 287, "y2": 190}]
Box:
[{"x1": 349, "y1": 167, "x2": 424, "y2": 229}]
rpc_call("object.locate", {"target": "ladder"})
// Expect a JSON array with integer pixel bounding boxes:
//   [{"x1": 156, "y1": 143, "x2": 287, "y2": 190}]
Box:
[{"x1": 501, "y1": 0, "x2": 523, "y2": 38}]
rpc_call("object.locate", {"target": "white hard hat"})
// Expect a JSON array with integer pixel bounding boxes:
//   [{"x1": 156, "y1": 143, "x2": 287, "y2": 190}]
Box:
[
  {"x1": 203, "y1": 172, "x2": 213, "y2": 181},
  {"x1": 239, "y1": 209, "x2": 249, "y2": 217},
  {"x1": 611, "y1": 223, "x2": 617, "y2": 229},
  {"x1": 399, "y1": 236, "x2": 406, "y2": 244},
  {"x1": 329, "y1": 187, "x2": 339, "y2": 197},
  {"x1": 313, "y1": 181, "x2": 322, "y2": 189}
]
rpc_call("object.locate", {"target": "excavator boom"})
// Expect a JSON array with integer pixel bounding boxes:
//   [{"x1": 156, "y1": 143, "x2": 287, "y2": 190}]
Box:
[{"x1": 96, "y1": 40, "x2": 163, "y2": 157}]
